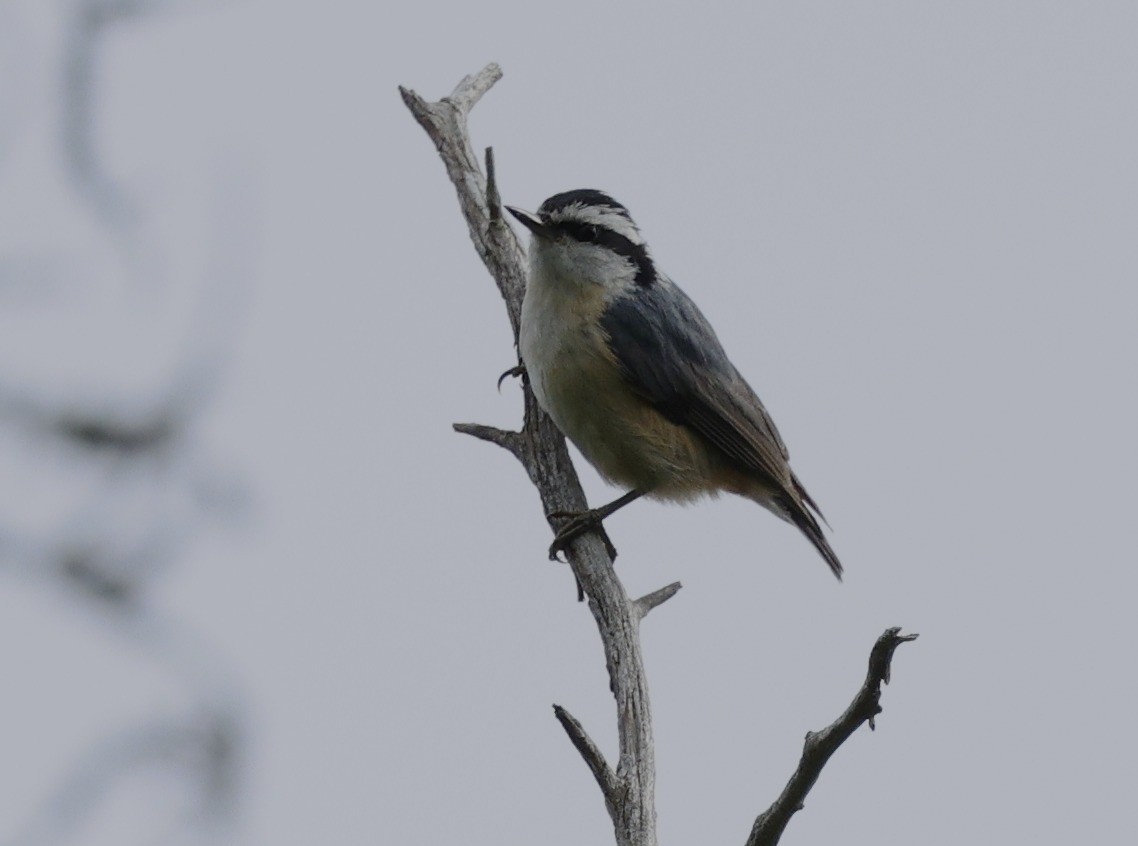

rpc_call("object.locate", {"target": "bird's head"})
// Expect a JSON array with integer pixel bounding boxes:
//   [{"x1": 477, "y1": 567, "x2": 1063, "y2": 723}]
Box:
[{"x1": 507, "y1": 189, "x2": 656, "y2": 291}]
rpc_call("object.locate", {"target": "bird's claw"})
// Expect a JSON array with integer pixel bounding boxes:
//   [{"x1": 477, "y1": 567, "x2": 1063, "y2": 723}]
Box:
[
  {"x1": 547, "y1": 509, "x2": 618, "y2": 562},
  {"x1": 497, "y1": 364, "x2": 527, "y2": 391}
]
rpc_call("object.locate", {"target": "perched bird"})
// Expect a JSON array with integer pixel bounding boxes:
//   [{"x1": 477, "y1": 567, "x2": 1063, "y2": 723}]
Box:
[{"x1": 506, "y1": 190, "x2": 841, "y2": 579}]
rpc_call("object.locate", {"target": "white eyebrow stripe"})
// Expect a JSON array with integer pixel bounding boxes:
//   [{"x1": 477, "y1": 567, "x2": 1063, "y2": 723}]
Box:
[{"x1": 547, "y1": 203, "x2": 645, "y2": 246}]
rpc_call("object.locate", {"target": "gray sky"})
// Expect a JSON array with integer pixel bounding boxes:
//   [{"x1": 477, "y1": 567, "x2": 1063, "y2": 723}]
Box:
[{"x1": 2, "y1": 1, "x2": 1137, "y2": 844}]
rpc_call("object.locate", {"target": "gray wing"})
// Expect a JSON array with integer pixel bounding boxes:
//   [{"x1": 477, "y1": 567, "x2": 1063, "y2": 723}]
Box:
[
  {"x1": 598, "y1": 277, "x2": 793, "y2": 488},
  {"x1": 599, "y1": 277, "x2": 842, "y2": 579}
]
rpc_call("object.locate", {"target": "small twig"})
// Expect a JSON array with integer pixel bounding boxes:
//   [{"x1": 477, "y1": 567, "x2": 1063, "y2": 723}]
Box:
[
  {"x1": 452, "y1": 423, "x2": 522, "y2": 458},
  {"x1": 745, "y1": 627, "x2": 918, "y2": 846},
  {"x1": 633, "y1": 582, "x2": 682, "y2": 620},
  {"x1": 485, "y1": 148, "x2": 502, "y2": 223},
  {"x1": 553, "y1": 705, "x2": 618, "y2": 805}
]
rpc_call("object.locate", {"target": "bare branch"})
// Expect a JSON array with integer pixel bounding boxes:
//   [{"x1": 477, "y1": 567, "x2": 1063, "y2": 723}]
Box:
[
  {"x1": 452, "y1": 422, "x2": 522, "y2": 459},
  {"x1": 553, "y1": 705, "x2": 618, "y2": 805},
  {"x1": 399, "y1": 64, "x2": 526, "y2": 337},
  {"x1": 633, "y1": 582, "x2": 683, "y2": 620},
  {"x1": 746, "y1": 627, "x2": 919, "y2": 846},
  {"x1": 402, "y1": 67, "x2": 661, "y2": 846}
]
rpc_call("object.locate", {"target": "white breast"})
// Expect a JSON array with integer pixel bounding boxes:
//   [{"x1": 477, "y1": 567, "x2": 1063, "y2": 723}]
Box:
[{"x1": 519, "y1": 252, "x2": 613, "y2": 431}]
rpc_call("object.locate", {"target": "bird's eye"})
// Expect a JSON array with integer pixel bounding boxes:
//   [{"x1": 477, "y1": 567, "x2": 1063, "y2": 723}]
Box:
[
  {"x1": 554, "y1": 220, "x2": 605, "y2": 245},
  {"x1": 576, "y1": 223, "x2": 600, "y2": 243}
]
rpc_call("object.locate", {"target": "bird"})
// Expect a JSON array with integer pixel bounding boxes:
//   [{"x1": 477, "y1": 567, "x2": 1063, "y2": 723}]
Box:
[{"x1": 505, "y1": 189, "x2": 842, "y2": 579}]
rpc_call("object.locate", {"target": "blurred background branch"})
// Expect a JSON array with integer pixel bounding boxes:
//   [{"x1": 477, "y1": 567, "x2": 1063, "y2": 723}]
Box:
[{"x1": 1, "y1": 2, "x2": 252, "y2": 843}]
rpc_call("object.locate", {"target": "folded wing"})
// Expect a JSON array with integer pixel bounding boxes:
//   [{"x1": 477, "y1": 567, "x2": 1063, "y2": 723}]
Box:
[{"x1": 599, "y1": 278, "x2": 842, "y2": 578}]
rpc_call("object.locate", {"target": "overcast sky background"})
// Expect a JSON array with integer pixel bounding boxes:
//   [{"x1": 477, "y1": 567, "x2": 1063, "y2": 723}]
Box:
[{"x1": 2, "y1": 1, "x2": 1137, "y2": 844}]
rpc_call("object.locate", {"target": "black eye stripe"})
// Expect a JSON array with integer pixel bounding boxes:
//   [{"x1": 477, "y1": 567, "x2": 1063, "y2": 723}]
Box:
[
  {"x1": 554, "y1": 220, "x2": 603, "y2": 244},
  {"x1": 548, "y1": 219, "x2": 656, "y2": 287}
]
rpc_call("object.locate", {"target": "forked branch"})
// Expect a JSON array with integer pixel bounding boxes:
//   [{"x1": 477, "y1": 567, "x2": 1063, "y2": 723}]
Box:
[{"x1": 746, "y1": 627, "x2": 919, "y2": 846}]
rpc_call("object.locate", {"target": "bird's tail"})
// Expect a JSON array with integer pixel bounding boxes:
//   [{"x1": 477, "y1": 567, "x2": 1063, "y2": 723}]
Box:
[{"x1": 776, "y1": 477, "x2": 843, "y2": 581}]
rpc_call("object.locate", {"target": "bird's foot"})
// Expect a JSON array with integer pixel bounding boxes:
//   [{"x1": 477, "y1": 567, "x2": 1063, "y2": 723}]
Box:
[
  {"x1": 547, "y1": 508, "x2": 618, "y2": 562},
  {"x1": 497, "y1": 364, "x2": 527, "y2": 391}
]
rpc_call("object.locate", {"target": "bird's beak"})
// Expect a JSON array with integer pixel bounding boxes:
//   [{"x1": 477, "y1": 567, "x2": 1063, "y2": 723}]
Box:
[{"x1": 506, "y1": 206, "x2": 550, "y2": 238}]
